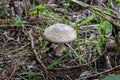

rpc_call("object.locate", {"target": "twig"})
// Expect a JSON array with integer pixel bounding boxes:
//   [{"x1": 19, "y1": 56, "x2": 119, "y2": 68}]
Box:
[
  {"x1": 17, "y1": 74, "x2": 28, "y2": 80},
  {"x1": 66, "y1": 75, "x2": 72, "y2": 80},
  {"x1": 5, "y1": 42, "x2": 30, "y2": 53},
  {"x1": 8, "y1": 61, "x2": 18, "y2": 80},
  {"x1": 10, "y1": 0, "x2": 17, "y2": 15},
  {"x1": 23, "y1": 0, "x2": 29, "y2": 17},
  {"x1": 48, "y1": 0, "x2": 55, "y2": 4},
  {"x1": 79, "y1": 64, "x2": 120, "y2": 80},
  {"x1": 105, "y1": 55, "x2": 112, "y2": 69},
  {"x1": 96, "y1": 0, "x2": 107, "y2": 7},
  {"x1": 28, "y1": 30, "x2": 46, "y2": 69}
]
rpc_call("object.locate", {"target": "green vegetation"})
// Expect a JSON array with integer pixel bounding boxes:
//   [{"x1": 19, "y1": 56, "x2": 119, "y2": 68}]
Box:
[{"x1": 102, "y1": 74, "x2": 120, "y2": 80}]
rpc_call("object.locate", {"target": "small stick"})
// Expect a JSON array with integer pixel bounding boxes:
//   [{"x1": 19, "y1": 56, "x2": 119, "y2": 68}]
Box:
[
  {"x1": 48, "y1": 0, "x2": 55, "y2": 4},
  {"x1": 23, "y1": 0, "x2": 29, "y2": 17},
  {"x1": 79, "y1": 64, "x2": 120, "y2": 80},
  {"x1": 8, "y1": 61, "x2": 18, "y2": 80},
  {"x1": 10, "y1": 0, "x2": 17, "y2": 15},
  {"x1": 105, "y1": 55, "x2": 112, "y2": 69},
  {"x1": 28, "y1": 30, "x2": 46, "y2": 69},
  {"x1": 66, "y1": 75, "x2": 72, "y2": 80}
]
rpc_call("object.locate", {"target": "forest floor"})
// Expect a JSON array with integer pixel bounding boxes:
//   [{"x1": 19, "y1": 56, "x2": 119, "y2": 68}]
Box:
[{"x1": 0, "y1": 0, "x2": 120, "y2": 80}]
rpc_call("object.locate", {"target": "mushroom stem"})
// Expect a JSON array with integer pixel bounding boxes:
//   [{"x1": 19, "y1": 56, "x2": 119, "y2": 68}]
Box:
[{"x1": 56, "y1": 43, "x2": 66, "y2": 54}]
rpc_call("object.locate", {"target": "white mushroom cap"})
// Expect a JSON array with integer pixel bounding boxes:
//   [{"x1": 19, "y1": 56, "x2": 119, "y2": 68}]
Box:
[{"x1": 43, "y1": 23, "x2": 76, "y2": 43}]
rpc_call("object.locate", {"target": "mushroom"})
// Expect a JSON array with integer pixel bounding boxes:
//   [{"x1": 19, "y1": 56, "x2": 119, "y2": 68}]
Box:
[{"x1": 43, "y1": 23, "x2": 76, "y2": 54}]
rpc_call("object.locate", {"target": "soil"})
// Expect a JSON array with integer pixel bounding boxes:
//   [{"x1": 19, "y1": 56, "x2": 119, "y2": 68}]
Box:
[{"x1": 0, "y1": 0, "x2": 120, "y2": 80}]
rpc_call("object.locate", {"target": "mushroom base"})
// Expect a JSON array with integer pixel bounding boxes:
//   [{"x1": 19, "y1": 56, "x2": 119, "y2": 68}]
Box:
[{"x1": 56, "y1": 43, "x2": 66, "y2": 54}]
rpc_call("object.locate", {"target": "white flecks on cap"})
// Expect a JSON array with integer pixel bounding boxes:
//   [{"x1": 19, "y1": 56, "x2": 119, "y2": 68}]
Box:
[{"x1": 43, "y1": 23, "x2": 76, "y2": 43}]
